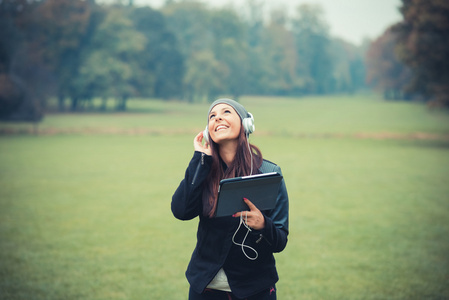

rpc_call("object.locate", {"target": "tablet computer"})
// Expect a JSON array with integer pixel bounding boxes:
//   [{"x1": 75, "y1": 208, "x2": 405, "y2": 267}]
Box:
[{"x1": 215, "y1": 172, "x2": 283, "y2": 217}]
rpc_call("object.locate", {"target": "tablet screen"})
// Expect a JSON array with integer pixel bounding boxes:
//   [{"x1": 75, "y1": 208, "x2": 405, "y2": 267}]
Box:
[{"x1": 215, "y1": 172, "x2": 282, "y2": 217}]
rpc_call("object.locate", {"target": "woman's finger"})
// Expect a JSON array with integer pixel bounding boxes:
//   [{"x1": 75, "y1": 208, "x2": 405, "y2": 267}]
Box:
[{"x1": 243, "y1": 198, "x2": 258, "y2": 211}]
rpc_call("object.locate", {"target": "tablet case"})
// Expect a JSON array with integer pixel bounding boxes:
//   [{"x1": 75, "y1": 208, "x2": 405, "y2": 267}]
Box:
[{"x1": 215, "y1": 172, "x2": 283, "y2": 217}]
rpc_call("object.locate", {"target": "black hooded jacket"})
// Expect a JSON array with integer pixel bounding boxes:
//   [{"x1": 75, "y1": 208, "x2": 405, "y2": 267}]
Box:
[{"x1": 172, "y1": 151, "x2": 289, "y2": 299}]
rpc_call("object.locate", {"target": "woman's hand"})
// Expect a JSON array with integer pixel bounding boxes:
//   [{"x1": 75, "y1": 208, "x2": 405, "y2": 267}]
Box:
[
  {"x1": 233, "y1": 198, "x2": 265, "y2": 230},
  {"x1": 193, "y1": 131, "x2": 212, "y2": 156}
]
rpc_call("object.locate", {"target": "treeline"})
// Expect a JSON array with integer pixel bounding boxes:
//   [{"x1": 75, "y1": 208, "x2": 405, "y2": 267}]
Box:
[
  {"x1": 0, "y1": 0, "x2": 367, "y2": 119},
  {"x1": 366, "y1": 0, "x2": 449, "y2": 108},
  {"x1": 2, "y1": 0, "x2": 447, "y2": 121}
]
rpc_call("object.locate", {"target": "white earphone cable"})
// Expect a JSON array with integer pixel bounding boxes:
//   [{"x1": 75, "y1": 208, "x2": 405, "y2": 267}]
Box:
[
  {"x1": 232, "y1": 211, "x2": 258, "y2": 260},
  {"x1": 231, "y1": 116, "x2": 257, "y2": 260},
  {"x1": 246, "y1": 133, "x2": 253, "y2": 176}
]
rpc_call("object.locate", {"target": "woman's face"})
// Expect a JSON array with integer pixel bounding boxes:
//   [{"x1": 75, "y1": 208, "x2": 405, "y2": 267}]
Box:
[{"x1": 208, "y1": 103, "x2": 242, "y2": 145}]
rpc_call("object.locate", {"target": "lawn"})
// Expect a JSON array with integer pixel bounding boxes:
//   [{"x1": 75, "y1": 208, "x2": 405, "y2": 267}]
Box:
[{"x1": 1, "y1": 94, "x2": 448, "y2": 299}]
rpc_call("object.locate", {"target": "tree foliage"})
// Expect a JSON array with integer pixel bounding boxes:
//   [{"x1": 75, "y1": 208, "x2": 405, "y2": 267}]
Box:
[
  {"x1": 128, "y1": 6, "x2": 184, "y2": 99},
  {"x1": 74, "y1": 6, "x2": 146, "y2": 110},
  {"x1": 291, "y1": 4, "x2": 334, "y2": 94},
  {"x1": 0, "y1": 0, "x2": 373, "y2": 118},
  {"x1": 0, "y1": 0, "x2": 44, "y2": 121},
  {"x1": 393, "y1": 0, "x2": 449, "y2": 107},
  {"x1": 365, "y1": 27, "x2": 411, "y2": 100}
]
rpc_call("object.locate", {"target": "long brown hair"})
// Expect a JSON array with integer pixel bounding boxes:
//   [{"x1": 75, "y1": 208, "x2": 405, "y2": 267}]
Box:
[{"x1": 202, "y1": 126, "x2": 263, "y2": 217}]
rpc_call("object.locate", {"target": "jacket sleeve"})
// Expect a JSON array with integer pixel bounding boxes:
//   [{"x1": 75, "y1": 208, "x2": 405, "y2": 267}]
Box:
[
  {"x1": 257, "y1": 165, "x2": 289, "y2": 253},
  {"x1": 171, "y1": 151, "x2": 212, "y2": 220}
]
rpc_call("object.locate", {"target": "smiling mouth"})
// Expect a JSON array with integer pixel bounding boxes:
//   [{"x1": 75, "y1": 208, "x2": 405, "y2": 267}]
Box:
[{"x1": 216, "y1": 125, "x2": 228, "y2": 131}]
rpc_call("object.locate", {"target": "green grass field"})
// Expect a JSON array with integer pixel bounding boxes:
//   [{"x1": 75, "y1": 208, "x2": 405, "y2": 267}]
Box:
[{"x1": 1, "y1": 94, "x2": 449, "y2": 299}]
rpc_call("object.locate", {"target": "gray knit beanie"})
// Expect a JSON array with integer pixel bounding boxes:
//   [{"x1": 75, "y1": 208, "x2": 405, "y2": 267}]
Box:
[{"x1": 207, "y1": 98, "x2": 249, "y2": 123}]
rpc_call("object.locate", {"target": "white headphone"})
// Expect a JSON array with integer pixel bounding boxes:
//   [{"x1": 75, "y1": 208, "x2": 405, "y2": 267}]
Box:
[{"x1": 203, "y1": 112, "x2": 255, "y2": 143}]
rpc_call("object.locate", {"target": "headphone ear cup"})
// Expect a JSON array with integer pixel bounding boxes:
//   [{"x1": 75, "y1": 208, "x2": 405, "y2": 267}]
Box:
[
  {"x1": 243, "y1": 112, "x2": 255, "y2": 134},
  {"x1": 203, "y1": 127, "x2": 209, "y2": 143}
]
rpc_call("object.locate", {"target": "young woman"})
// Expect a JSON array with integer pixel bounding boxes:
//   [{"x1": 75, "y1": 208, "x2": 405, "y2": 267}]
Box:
[{"x1": 172, "y1": 99, "x2": 289, "y2": 300}]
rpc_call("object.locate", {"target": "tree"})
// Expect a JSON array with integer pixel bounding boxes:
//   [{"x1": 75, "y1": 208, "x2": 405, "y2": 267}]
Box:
[
  {"x1": 291, "y1": 4, "x2": 334, "y2": 94},
  {"x1": 162, "y1": 1, "x2": 251, "y2": 101},
  {"x1": 0, "y1": 0, "x2": 44, "y2": 121},
  {"x1": 241, "y1": 0, "x2": 270, "y2": 95},
  {"x1": 163, "y1": 1, "x2": 217, "y2": 101},
  {"x1": 393, "y1": 0, "x2": 449, "y2": 107},
  {"x1": 210, "y1": 8, "x2": 249, "y2": 99},
  {"x1": 163, "y1": 1, "x2": 212, "y2": 58},
  {"x1": 129, "y1": 6, "x2": 184, "y2": 99},
  {"x1": 0, "y1": 2, "x2": 25, "y2": 118},
  {"x1": 30, "y1": 0, "x2": 93, "y2": 111},
  {"x1": 73, "y1": 6, "x2": 145, "y2": 110},
  {"x1": 183, "y1": 50, "x2": 228, "y2": 103},
  {"x1": 365, "y1": 27, "x2": 411, "y2": 99},
  {"x1": 259, "y1": 8, "x2": 301, "y2": 95},
  {"x1": 328, "y1": 38, "x2": 367, "y2": 94}
]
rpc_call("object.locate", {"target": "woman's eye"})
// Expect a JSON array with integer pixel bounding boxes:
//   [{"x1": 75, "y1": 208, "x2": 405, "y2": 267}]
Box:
[
  {"x1": 225, "y1": 110, "x2": 231, "y2": 114},
  {"x1": 209, "y1": 114, "x2": 215, "y2": 119}
]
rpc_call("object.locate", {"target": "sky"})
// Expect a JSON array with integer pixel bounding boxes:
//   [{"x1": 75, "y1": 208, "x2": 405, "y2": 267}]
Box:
[{"x1": 108, "y1": 0, "x2": 403, "y2": 45}]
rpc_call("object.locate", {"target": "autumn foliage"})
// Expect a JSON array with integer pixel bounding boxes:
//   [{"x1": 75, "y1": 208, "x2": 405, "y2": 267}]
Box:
[
  {"x1": 365, "y1": 27, "x2": 411, "y2": 100},
  {"x1": 393, "y1": 0, "x2": 449, "y2": 107}
]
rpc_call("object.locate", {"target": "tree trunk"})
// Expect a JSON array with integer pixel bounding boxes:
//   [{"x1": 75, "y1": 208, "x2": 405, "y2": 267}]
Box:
[
  {"x1": 58, "y1": 94, "x2": 65, "y2": 112},
  {"x1": 71, "y1": 97, "x2": 79, "y2": 111}
]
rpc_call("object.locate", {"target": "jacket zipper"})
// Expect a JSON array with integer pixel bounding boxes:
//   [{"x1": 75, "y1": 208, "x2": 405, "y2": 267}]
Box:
[
  {"x1": 256, "y1": 233, "x2": 272, "y2": 246},
  {"x1": 191, "y1": 152, "x2": 205, "y2": 185}
]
